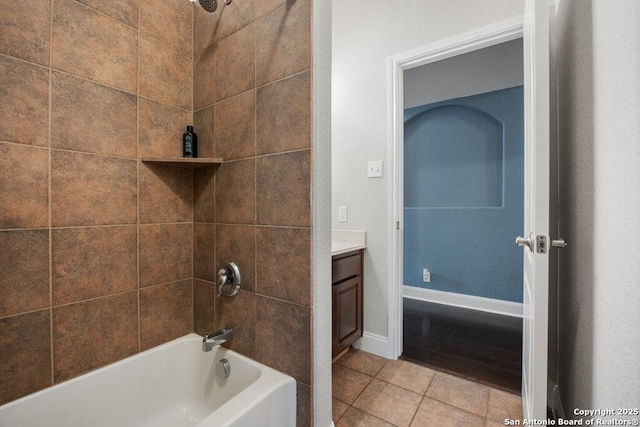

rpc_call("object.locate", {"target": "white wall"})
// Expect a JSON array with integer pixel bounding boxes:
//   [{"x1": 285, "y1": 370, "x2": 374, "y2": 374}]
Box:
[
  {"x1": 312, "y1": 0, "x2": 332, "y2": 425},
  {"x1": 555, "y1": 0, "x2": 640, "y2": 415},
  {"x1": 332, "y1": 0, "x2": 525, "y2": 348},
  {"x1": 404, "y1": 38, "x2": 523, "y2": 108}
]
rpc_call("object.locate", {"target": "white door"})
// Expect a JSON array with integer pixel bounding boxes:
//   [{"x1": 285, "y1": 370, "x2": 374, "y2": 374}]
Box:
[{"x1": 519, "y1": 0, "x2": 550, "y2": 420}]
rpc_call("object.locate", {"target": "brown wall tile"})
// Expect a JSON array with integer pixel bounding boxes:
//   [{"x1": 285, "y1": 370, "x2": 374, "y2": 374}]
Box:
[
  {"x1": 213, "y1": 0, "x2": 255, "y2": 46},
  {"x1": 52, "y1": 72, "x2": 137, "y2": 158},
  {"x1": 51, "y1": 150, "x2": 137, "y2": 226},
  {"x1": 193, "y1": 105, "x2": 215, "y2": 158},
  {"x1": 256, "y1": 296, "x2": 310, "y2": 383},
  {"x1": 139, "y1": 98, "x2": 192, "y2": 158},
  {"x1": 194, "y1": 45, "x2": 216, "y2": 110},
  {"x1": 194, "y1": 223, "x2": 215, "y2": 281},
  {"x1": 215, "y1": 23, "x2": 255, "y2": 102},
  {"x1": 194, "y1": 279, "x2": 216, "y2": 335},
  {"x1": 194, "y1": 167, "x2": 216, "y2": 223},
  {"x1": 215, "y1": 225, "x2": 256, "y2": 292},
  {"x1": 139, "y1": 223, "x2": 192, "y2": 287},
  {"x1": 297, "y1": 382, "x2": 312, "y2": 427},
  {"x1": 0, "y1": 143, "x2": 49, "y2": 229},
  {"x1": 255, "y1": 0, "x2": 310, "y2": 86},
  {"x1": 193, "y1": 0, "x2": 254, "y2": 54},
  {"x1": 215, "y1": 90, "x2": 256, "y2": 161},
  {"x1": 0, "y1": 311, "x2": 52, "y2": 405},
  {"x1": 256, "y1": 227, "x2": 310, "y2": 305},
  {"x1": 139, "y1": 163, "x2": 193, "y2": 224},
  {"x1": 0, "y1": 0, "x2": 50, "y2": 66},
  {"x1": 0, "y1": 56, "x2": 49, "y2": 147},
  {"x1": 140, "y1": 0, "x2": 192, "y2": 54},
  {"x1": 256, "y1": 72, "x2": 310, "y2": 155},
  {"x1": 76, "y1": 0, "x2": 138, "y2": 28},
  {"x1": 255, "y1": 0, "x2": 287, "y2": 19},
  {"x1": 0, "y1": 230, "x2": 50, "y2": 318},
  {"x1": 216, "y1": 290, "x2": 256, "y2": 358},
  {"x1": 140, "y1": 280, "x2": 193, "y2": 350},
  {"x1": 53, "y1": 292, "x2": 138, "y2": 382},
  {"x1": 1, "y1": 0, "x2": 314, "y2": 414},
  {"x1": 193, "y1": 5, "x2": 216, "y2": 55},
  {"x1": 140, "y1": 35, "x2": 192, "y2": 109},
  {"x1": 52, "y1": 0, "x2": 137, "y2": 93},
  {"x1": 52, "y1": 226, "x2": 137, "y2": 305},
  {"x1": 256, "y1": 150, "x2": 310, "y2": 227},
  {"x1": 215, "y1": 159, "x2": 256, "y2": 224}
]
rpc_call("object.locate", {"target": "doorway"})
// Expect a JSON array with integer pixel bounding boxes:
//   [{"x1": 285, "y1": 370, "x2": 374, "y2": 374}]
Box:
[
  {"x1": 401, "y1": 50, "x2": 525, "y2": 389},
  {"x1": 387, "y1": 17, "x2": 527, "y2": 387}
]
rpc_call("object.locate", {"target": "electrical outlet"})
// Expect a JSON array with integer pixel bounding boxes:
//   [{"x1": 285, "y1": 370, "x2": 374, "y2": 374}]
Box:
[
  {"x1": 367, "y1": 161, "x2": 383, "y2": 178},
  {"x1": 338, "y1": 206, "x2": 348, "y2": 222},
  {"x1": 423, "y1": 268, "x2": 431, "y2": 283}
]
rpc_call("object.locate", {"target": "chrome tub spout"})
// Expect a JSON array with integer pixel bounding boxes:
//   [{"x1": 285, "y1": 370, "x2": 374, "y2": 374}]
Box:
[{"x1": 202, "y1": 328, "x2": 233, "y2": 352}]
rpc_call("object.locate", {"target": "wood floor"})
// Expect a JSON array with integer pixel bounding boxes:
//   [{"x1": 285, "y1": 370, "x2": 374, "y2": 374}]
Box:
[{"x1": 402, "y1": 298, "x2": 523, "y2": 394}]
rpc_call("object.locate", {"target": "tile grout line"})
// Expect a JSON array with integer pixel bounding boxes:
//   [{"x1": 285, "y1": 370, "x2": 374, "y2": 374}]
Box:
[
  {"x1": 210, "y1": 1, "x2": 218, "y2": 337},
  {"x1": 190, "y1": 0, "x2": 195, "y2": 335},
  {"x1": 48, "y1": 0, "x2": 55, "y2": 388},
  {"x1": 253, "y1": 9, "x2": 259, "y2": 315},
  {"x1": 136, "y1": 0, "x2": 142, "y2": 354},
  {"x1": 0, "y1": 222, "x2": 199, "y2": 234}
]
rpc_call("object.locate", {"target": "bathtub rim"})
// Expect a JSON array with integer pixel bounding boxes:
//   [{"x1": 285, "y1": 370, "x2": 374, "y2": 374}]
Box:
[{"x1": 0, "y1": 333, "x2": 297, "y2": 426}]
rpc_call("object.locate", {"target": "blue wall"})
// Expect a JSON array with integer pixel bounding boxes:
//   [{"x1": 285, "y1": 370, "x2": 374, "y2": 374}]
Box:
[{"x1": 403, "y1": 86, "x2": 524, "y2": 302}]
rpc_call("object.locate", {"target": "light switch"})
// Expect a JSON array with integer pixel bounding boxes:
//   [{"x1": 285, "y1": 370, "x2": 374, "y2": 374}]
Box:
[
  {"x1": 367, "y1": 161, "x2": 383, "y2": 178},
  {"x1": 423, "y1": 268, "x2": 431, "y2": 283}
]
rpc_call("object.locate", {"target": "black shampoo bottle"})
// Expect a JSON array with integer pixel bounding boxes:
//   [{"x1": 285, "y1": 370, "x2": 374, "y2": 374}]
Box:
[{"x1": 183, "y1": 125, "x2": 198, "y2": 158}]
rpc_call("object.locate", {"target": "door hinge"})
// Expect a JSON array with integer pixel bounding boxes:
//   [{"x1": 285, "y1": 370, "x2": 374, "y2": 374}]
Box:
[{"x1": 396, "y1": 221, "x2": 400, "y2": 230}]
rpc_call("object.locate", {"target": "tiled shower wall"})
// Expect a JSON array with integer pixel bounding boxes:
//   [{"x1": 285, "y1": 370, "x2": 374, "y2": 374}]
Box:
[
  {"x1": 1, "y1": 0, "x2": 315, "y2": 424},
  {"x1": 190, "y1": 0, "x2": 314, "y2": 425},
  {"x1": 0, "y1": 0, "x2": 196, "y2": 405}
]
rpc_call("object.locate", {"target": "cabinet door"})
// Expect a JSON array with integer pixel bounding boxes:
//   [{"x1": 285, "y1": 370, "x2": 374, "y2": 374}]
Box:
[{"x1": 332, "y1": 276, "x2": 362, "y2": 358}]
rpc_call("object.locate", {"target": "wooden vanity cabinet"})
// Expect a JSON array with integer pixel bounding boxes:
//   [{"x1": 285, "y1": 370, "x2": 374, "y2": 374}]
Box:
[{"x1": 332, "y1": 249, "x2": 363, "y2": 359}]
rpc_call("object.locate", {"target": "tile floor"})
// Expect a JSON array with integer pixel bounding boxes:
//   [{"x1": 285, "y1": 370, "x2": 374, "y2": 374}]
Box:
[{"x1": 332, "y1": 348, "x2": 523, "y2": 427}]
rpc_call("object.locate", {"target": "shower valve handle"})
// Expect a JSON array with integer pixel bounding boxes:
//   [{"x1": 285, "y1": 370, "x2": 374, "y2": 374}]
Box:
[{"x1": 217, "y1": 261, "x2": 241, "y2": 297}]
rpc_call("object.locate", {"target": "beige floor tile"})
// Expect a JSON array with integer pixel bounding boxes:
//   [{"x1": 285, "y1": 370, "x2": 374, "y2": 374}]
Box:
[
  {"x1": 337, "y1": 348, "x2": 388, "y2": 377},
  {"x1": 353, "y1": 378, "x2": 422, "y2": 427},
  {"x1": 426, "y1": 372, "x2": 490, "y2": 417},
  {"x1": 332, "y1": 365, "x2": 373, "y2": 404},
  {"x1": 486, "y1": 388, "x2": 523, "y2": 423},
  {"x1": 336, "y1": 407, "x2": 395, "y2": 427},
  {"x1": 377, "y1": 359, "x2": 436, "y2": 395},
  {"x1": 332, "y1": 398, "x2": 350, "y2": 422},
  {"x1": 411, "y1": 397, "x2": 485, "y2": 427},
  {"x1": 485, "y1": 419, "x2": 506, "y2": 427}
]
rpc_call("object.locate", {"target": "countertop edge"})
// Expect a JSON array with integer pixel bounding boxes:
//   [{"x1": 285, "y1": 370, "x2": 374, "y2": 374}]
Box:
[{"x1": 331, "y1": 243, "x2": 367, "y2": 257}]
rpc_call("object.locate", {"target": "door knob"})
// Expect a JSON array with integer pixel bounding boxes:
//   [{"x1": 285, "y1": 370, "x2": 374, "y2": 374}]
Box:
[{"x1": 515, "y1": 235, "x2": 533, "y2": 251}]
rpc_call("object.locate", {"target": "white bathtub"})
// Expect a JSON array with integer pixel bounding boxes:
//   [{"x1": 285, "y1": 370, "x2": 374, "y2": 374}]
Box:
[{"x1": 0, "y1": 333, "x2": 296, "y2": 427}]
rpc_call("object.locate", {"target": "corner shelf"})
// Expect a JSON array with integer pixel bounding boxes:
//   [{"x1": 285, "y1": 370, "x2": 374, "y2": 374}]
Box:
[{"x1": 140, "y1": 157, "x2": 223, "y2": 169}]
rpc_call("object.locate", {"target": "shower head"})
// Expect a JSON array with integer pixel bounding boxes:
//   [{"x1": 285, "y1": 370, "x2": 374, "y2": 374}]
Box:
[
  {"x1": 197, "y1": 0, "x2": 217, "y2": 13},
  {"x1": 190, "y1": 0, "x2": 231, "y2": 13}
]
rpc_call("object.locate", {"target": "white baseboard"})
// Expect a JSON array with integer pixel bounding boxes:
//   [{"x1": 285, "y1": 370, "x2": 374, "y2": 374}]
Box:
[
  {"x1": 403, "y1": 285, "x2": 523, "y2": 318},
  {"x1": 352, "y1": 332, "x2": 392, "y2": 359}
]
